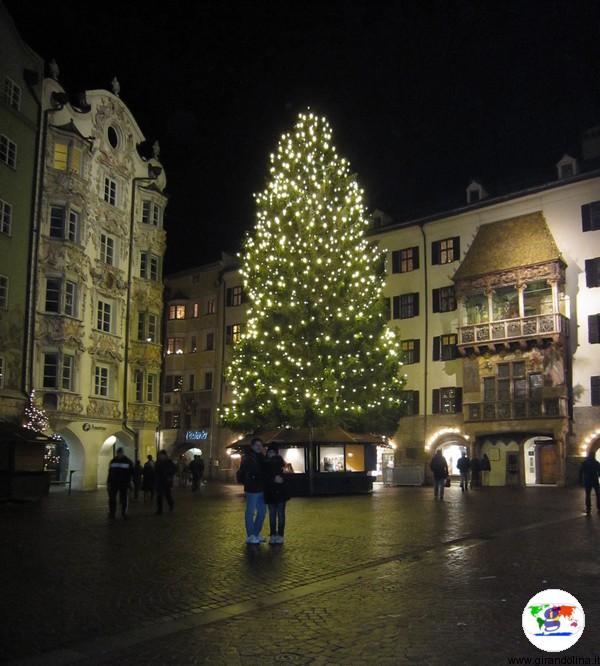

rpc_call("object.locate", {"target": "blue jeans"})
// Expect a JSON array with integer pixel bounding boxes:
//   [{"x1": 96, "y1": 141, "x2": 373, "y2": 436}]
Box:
[
  {"x1": 434, "y1": 477, "x2": 446, "y2": 499},
  {"x1": 245, "y1": 492, "x2": 266, "y2": 537},
  {"x1": 268, "y1": 502, "x2": 286, "y2": 536}
]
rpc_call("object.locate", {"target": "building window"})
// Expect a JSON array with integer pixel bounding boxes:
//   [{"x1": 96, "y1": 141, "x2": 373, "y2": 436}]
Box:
[
  {"x1": 204, "y1": 371, "x2": 213, "y2": 390},
  {"x1": 147, "y1": 314, "x2": 158, "y2": 343},
  {"x1": 206, "y1": 297, "x2": 216, "y2": 314},
  {"x1": 586, "y1": 258, "x2": 600, "y2": 288},
  {"x1": 226, "y1": 323, "x2": 244, "y2": 344},
  {"x1": 0, "y1": 274, "x2": 7, "y2": 308},
  {"x1": 190, "y1": 336, "x2": 197, "y2": 353},
  {"x1": 140, "y1": 252, "x2": 160, "y2": 281},
  {"x1": 4, "y1": 77, "x2": 21, "y2": 110},
  {"x1": 432, "y1": 286, "x2": 456, "y2": 312},
  {"x1": 45, "y1": 278, "x2": 61, "y2": 313},
  {"x1": 226, "y1": 285, "x2": 244, "y2": 306},
  {"x1": 393, "y1": 293, "x2": 419, "y2": 319},
  {"x1": 97, "y1": 300, "x2": 112, "y2": 333},
  {"x1": 432, "y1": 387, "x2": 462, "y2": 414},
  {"x1": 165, "y1": 375, "x2": 183, "y2": 392},
  {"x1": 52, "y1": 141, "x2": 82, "y2": 174},
  {"x1": 589, "y1": 314, "x2": 600, "y2": 344},
  {"x1": 0, "y1": 134, "x2": 17, "y2": 168},
  {"x1": 100, "y1": 233, "x2": 115, "y2": 265},
  {"x1": 42, "y1": 352, "x2": 75, "y2": 390},
  {"x1": 134, "y1": 370, "x2": 144, "y2": 401},
  {"x1": 400, "y1": 339, "x2": 420, "y2": 364},
  {"x1": 432, "y1": 237, "x2": 460, "y2": 265},
  {"x1": 189, "y1": 374, "x2": 195, "y2": 391},
  {"x1": 103, "y1": 177, "x2": 117, "y2": 206},
  {"x1": 401, "y1": 390, "x2": 419, "y2": 416},
  {"x1": 319, "y1": 445, "x2": 345, "y2": 472},
  {"x1": 433, "y1": 334, "x2": 458, "y2": 361},
  {"x1": 166, "y1": 337, "x2": 185, "y2": 355},
  {"x1": 168, "y1": 304, "x2": 186, "y2": 320},
  {"x1": 591, "y1": 376, "x2": 600, "y2": 406},
  {"x1": 137, "y1": 312, "x2": 146, "y2": 341},
  {"x1": 44, "y1": 278, "x2": 77, "y2": 316},
  {"x1": 147, "y1": 374, "x2": 156, "y2": 402},
  {"x1": 199, "y1": 408, "x2": 211, "y2": 428},
  {"x1": 192, "y1": 302, "x2": 199, "y2": 318},
  {"x1": 205, "y1": 331, "x2": 215, "y2": 351},
  {"x1": 94, "y1": 365, "x2": 109, "y2": 397},
  {"x1": 49, "y1": 206, "x2": 79, "y2": 242},
  {"x1": 141, "y1": 200, "x2": 161, "y2": 226},
  {"x1": 391, "y1": 246, "x2": 419, "y2": 274},
  {"x1": 43, "y1": 353, "x2": 59, "y2": 388},
  {"x1": 0, "y1": 199, "x2": 12, "y2": 235},
  {"x1": 582, "y1": 202, "x2": 600, "y2": 232},
  {"x1": 64, "y1": 281, "x2": 77, "y2": 316},
  {"x1": 0, "y1": 356, "x2": 4, "y2": 388}
]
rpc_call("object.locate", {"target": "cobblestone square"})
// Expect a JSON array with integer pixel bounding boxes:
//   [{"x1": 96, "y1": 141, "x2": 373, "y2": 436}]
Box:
[{"x1": 2, "y1": 483, "x2": 599, "y2": 665}]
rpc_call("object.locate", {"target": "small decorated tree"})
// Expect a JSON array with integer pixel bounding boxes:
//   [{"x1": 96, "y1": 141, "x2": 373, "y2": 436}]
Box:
[
  {"x1": 222, "y1": 112, "x2": 404, "y2": 435},
  {"x1": 23, "y1": 390, "x2": 50, "y2": 433}
]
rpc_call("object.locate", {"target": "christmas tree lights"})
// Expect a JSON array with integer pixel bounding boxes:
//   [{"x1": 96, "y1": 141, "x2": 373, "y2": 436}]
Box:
[
  {"x1": 222, "y1": 112, "x2": 404, "y2": 434},
  {"x1": 23, "y1": 390, "x2": 50, "y2": 432}
]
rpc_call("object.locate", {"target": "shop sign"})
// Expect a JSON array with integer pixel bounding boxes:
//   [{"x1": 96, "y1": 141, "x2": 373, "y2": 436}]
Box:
[
  {"x1": 82, "y1": 423, "x2": 107, "y2": 432},
  {"x1": 185, "y1": 430, "x2": 208, "y2": 441}
]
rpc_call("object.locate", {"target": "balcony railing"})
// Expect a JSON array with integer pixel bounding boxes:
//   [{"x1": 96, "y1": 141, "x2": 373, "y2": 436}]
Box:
[
  {"x1": 458, "y1": 313, "x2": 566, "y2": 347},
  {"x1": 465, "y1": 397, "x2": 567, "y2": 422}
]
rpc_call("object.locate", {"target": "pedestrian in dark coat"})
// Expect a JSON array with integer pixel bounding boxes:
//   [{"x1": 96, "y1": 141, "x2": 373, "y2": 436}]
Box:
[
  {"x1": 133, "y1": 460, "x2": 143, "y2": 500},
  {"x1": 155, "y1": 450, "x2": 176, "y2": 514},
  {"x1": 480, "y1": 454, "x2": 491, "y2": 486},
  {"x1": 470, "y1": 456, "x2": 481, "y2": 488},
  {"x1": 430, "y1": 450, "x2": 449, "y2": 500},
  {"x1": 189, "y1": 455, "x2": 205, "y2": 491},
  {"x1": 142, "y1": 455, "x2": 155, "y2": 501},
  {"x1": 579, "y1": 452, "x2": 600, "y2": 514},
  {"x1": 264, "y1": 446, "x2": 288, "y2": 544},
  {"x1": 107, "y1": 447, "x2": 134, "y2": 519},
  {"x1": 457, "y1": 452, "x2": 471, "y2": 492},
  {"x1": 237, "y1": 438, "x2": 267, "y2": 544}
]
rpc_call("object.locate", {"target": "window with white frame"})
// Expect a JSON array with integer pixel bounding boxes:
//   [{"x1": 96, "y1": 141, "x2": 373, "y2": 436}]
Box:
[
  {"x1": 0, "y1": 355, "x2": 4, "y2": 388},
  {"x1": 43, "y1": 352, "x2": 59, "y2": 388},
  {"x1": 206, "y1": 297, "x2": 216, "y2": 314},
  {"x1": 62, "y1": 354, "x2": 74, "y2": 390},
  {"x1": 103, "y1": 177, "x2": 117, "y2": 205},
  {"x1": 0, "y1": 274, "x2": 7, "y2": 308},
  {"x1": 44, "y1": 278, "x2": 77, "y2": 316},
  {"x1": 140, "y1": 252, "x2": 160, "y2": 281},
  {"x1": 42, "y1": 352, "x2": 74, "y2": 390},
  {"x1": 134, "y1": 369, "x2": 144, "y2": 401},
  {"x1": 52, "y1": 141, "x2": 82, "y2": 175},
  {"x1": 49, "y1": 206, "x2": 79, "y2": 242},
  {"x1": 147, "y1": 374, "x2": 157, "y2": 402},
  {"x1": 0, "y1": 134, "x2": 17, "y2": 168},
  {"x1": 0, "y1": 199, "x2": 12, "y2": 235},
  {"x1": 94, "y1": 365, "x2": 110, "y2": 397},
  {"x1": 100, "y1": 233, "x2": 115, "y2": 265},
  {"x1": 96, "y1": 299, "x2": 112, "y2": 333},
  {"x1": 4, "y1": 77, "x2": 21, "y2": 110},
  {"x1": 138, "y1": 312, "x2": 158, "y2": 343},
  {"x1": 141, "y1": 200, "x2": 162, "y2": 226}
]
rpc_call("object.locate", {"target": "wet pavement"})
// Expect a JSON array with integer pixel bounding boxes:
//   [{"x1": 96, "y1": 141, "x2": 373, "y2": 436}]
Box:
[{"x1": 2, "y1": 482, "x2": 599, "y2": 665}]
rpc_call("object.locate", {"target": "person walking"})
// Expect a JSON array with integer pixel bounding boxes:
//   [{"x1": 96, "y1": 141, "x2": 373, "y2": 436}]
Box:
[
  {"x1": 155, "y1": 450, "x2": 176, "y2": 515},
  {"x1": 430, "y1": 449, "x2": 449, "y2": 500},
  {"x1": 237, "y1": 438, "x2": 267, "y2": 544},
  {"x1": 264, "y1": 446, "x2": 288, "y2": 544},
  {"x1": 470, "y1": 456, "x2": 481, "y2": 488},
  {"x1": 480, "y1": 454, "x2": 491, "y2": 486},
  {"x1": 189, "y1": 455, "x2": 205, "y2": 491},
  {"x1": 579, "y1": 452, "x2": 600, "y2": 515},
  {"x1": 132, "y1": 460, "x2": 143, "y2": 500},
  {"x1": 457, "y1": 451, "x2": 471, "y2": 492},
  {"x1": 107, "y1": 447, "x2": 134, "y2": 519},
  {"x1": 142, "y1": 455, "x2": 155, "y2": 501}
]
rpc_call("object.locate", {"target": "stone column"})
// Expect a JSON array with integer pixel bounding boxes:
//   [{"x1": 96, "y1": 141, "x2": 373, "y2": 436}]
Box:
[
  {"x1": 517, "y1": 283, "x2": 526, "y2": 318},
  {"x1": 549, "y1": 279, "x2": 560, "y2": 313}
]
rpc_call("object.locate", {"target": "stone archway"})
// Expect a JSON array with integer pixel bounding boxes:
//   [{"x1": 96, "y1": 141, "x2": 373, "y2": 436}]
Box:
[
  {"x1": 55, "y1": 427, "x2": 86, "y2": 490},
  {"x1": 427, "y1": 431, "x2": 471, "y2": 476},
  {"x1": 97, "y1": 430, "x2": 135, "y2": 487}
]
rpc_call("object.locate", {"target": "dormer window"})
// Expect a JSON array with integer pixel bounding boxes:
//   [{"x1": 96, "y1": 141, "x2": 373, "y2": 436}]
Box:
[
  {"x1": 556, "y1": 154, "x2": 578, "y2": 180},
  {"x1": 466, "y1": 180, "x2": 486, "y2": 204}
]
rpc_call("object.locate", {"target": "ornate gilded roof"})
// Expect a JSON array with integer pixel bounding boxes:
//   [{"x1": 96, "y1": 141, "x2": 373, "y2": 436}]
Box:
[{"x1": 453, "y1": 212, "x2": 563, "y2": 282}]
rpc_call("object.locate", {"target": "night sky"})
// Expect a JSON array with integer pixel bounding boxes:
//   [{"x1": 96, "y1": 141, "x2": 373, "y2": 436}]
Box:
[{"x1": 5, "y1": 1, "x2": 600, "y2": 273}]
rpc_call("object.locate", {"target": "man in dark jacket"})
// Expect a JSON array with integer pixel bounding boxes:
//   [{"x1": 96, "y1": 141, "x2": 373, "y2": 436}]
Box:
[
  {"x1": 155, "y1": 450, "x2": 176, "y2": 515},
  {"x1": 107, "y1": 447, "x2": 134, "y2": 519},
  {"x1": 579, "y1": 452, "x2": 600, "y2": 515},
  {"x1": 238, "y1": 438, "x2": 266, "y2": 544},
  {"x1": 189, "y1": 455, "x2": 205, "y2": 491},
  {"x1": 430, "y1": 450, "x2": 449, "y2": 500},
  {"x1": 457, "y1": 452, "x2": 471, "y2": 492}
]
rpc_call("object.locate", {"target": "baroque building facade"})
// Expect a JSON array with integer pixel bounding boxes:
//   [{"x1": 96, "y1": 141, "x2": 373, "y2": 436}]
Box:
[
  {"x1": 371, "y1": 149, "x2": 600, "y2": 486},
  {"x1": 31, "y1": 74, "x2": 167, "y2": 489},
  {"x1": 0, "y1": 4, "x2": 43, "y2": 418}
]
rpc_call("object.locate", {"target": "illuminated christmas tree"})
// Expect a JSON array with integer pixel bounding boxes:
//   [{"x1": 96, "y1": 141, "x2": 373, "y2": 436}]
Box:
[
  {"x1": 222, "y1": 112, "x2": 404, "y2": 434},
  {"x1": 23, "y1": 390, "x2": 50, "y2": 433}
]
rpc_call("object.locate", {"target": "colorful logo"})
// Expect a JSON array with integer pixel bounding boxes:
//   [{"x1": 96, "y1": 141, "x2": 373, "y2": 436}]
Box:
[{"x1": 522, "y1": 589, "x2": 585, "y2": 652}]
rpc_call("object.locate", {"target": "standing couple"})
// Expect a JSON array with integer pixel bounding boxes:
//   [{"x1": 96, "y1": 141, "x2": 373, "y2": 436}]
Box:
[{"x1": 237, "y1": 438, "x2": 289, "y2": 544}]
